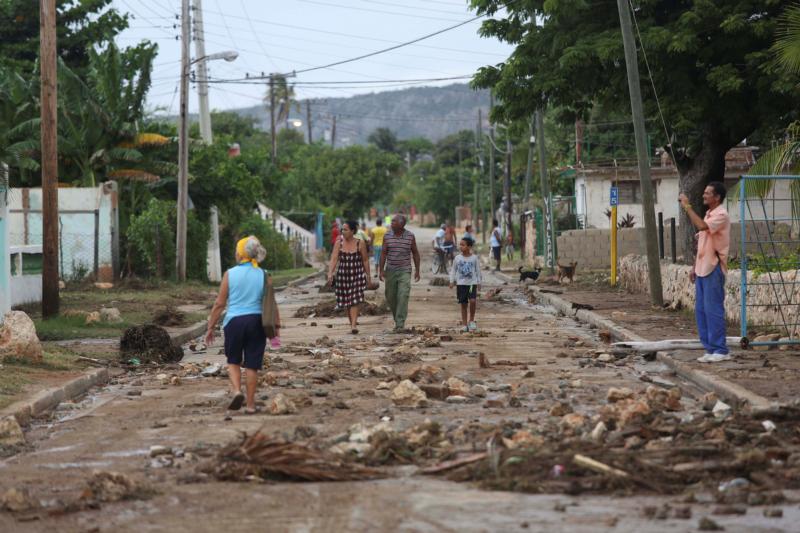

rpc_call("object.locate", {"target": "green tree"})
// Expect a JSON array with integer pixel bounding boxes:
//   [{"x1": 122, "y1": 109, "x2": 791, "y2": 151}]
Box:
[
  {"x1": 471, "y1": 0, "x2": 800, "y2": 257},
  {"x1": 0, "y1": 66, "x2": 39, "y2": 185},
  {"x1": 367, "y1": 127, "x2": 400, "y2": 154},
  {"x1": 0, "y1": 0, "x2": 128, "y2": 76}
]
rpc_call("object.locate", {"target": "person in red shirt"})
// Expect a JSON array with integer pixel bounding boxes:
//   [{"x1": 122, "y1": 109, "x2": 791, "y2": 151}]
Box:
[
  {"x1": 330, "y1": 220, "x2": 340, "y2": 248},
  {"x1": 679, "y1": 182, "x2": 731, "y2": 363}
]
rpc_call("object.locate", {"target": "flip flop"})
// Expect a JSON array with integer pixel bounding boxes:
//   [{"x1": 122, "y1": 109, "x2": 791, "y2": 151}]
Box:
[
  {"x1": 228, "y1": 392, "x2": 245, "y2": 411},
  {"x1": 244, "y1": 407, "x2": 260, "y2": 415}
]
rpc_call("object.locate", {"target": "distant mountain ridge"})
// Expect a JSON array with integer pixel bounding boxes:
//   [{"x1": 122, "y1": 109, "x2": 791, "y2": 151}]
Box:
[{"x1": 230, "y1": 83, "x2": 490, "y2": 145}]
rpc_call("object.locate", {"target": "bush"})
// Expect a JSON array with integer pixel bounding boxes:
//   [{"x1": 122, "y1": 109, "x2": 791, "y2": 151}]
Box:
[
  {"x1": 127, "y1": 198, "x2": 210, "y2": 280},
  {"x1": 233, "y1": 214, "x2": 293, "y2": 272}
]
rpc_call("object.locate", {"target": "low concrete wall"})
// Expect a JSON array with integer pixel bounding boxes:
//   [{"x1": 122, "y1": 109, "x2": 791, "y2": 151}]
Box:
[
  {"x1": 558, "y1": 222, "x2": 787, "y2": 270},
  {"x1": 619, "y1": 254, "x2": 799, "y2": 333}
]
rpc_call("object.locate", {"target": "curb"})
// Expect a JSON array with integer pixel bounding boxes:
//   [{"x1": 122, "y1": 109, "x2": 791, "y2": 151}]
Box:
[
  {"x1": 0, "y1": 367, "x2": 110, "y2": 427},
  {"x1": 167, "y1": 320, "x2": 208, "y2": 347},
  {"x1": 525, "y1": 285, "x2": 778, "y2": 413}
]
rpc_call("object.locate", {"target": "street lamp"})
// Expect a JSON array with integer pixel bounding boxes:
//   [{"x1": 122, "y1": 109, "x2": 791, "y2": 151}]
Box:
[{"x1": 175, "y1": 24, "x2": 239, "y2": 281}]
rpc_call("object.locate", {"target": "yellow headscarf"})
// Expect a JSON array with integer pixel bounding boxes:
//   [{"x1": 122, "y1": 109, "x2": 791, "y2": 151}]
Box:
[{"x1": 236, "y1": 236, "x2": 259, "y2": 267}]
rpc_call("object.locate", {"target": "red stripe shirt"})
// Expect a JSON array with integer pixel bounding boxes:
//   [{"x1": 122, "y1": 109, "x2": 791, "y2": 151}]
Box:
[{"x1": 383, "y1": 229, "x2": 415, "y2": 272}]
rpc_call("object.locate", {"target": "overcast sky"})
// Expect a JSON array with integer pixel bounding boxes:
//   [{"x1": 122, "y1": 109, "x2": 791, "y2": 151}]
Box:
[{"x1": 110, "y1": 0, "x2": 514, "y2": 115}]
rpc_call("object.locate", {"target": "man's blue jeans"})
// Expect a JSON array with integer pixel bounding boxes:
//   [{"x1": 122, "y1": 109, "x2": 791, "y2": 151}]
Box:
[{"x1": 695, "y1": 264, "x2": 728, "y2": 355}]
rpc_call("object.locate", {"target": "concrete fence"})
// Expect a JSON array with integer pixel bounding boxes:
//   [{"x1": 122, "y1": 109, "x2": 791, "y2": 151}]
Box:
[
  {"x1": 619, "y1": 254, "x2": 799, "y2": 334},
  {"x1": 557, "y1": 222, "x2": 789, "y2": 270}
]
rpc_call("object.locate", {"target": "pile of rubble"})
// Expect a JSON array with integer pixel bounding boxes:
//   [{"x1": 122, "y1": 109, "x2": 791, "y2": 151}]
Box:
[{"x1": 294, "y1": 300, "x2": 390, "y2": 318}]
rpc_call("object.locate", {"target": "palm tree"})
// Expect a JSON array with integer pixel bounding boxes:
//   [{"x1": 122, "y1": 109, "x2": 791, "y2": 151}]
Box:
[
  {"x1": 0, "y1": 67, "x2": 40, "y2": 184},
  {"x1": 265, "y1": 75, "x2": 300, "y2": 127}
]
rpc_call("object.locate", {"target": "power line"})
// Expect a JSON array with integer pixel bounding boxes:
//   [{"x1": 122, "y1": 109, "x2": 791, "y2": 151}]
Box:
[
  {"x1": 239, "y1": 0, "x2": 279, "y2": 71},
  {"x1": 196, "y1": 75, "x2": 472, "y2": 85},
  {"x1": 286, "y1": 11, "x2": 492, "y2": 75},
  {"x1": 359, "y1": 0, "x2": 468, "y2": 16},
  {"x1": 294, "y1": 0, "x2": 464, "y2": 23}
]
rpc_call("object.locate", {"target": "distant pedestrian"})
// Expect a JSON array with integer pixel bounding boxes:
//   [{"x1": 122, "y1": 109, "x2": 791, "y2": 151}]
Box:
[
  {"x1": 379, "y1": 214, "x2": 421, "y2": 332},
  {"x1": 328, "y1": 220, "x2": 370, "y2": 334},
  {"x1": 490, "y1": 219, "x2": 502, "y2": 271},
  {"x1": 679, "y1": 183, "x2": 731, "y2": 363},
  {"x1": 330, "y1": 220, "x2": 340, "y2": 248},
  {"x1": 505, "y1": 230, "x2": 515, "y2": 261},
  {"x1": 449, "y1": 236, "x2": 481, "y2": 332},
  {"x1": 205, "y1": 236, "x2": 275, "y2": 414},
  {"x1": 369, "y1": 218, "x2": 388, "y2": 272},
  {"x1": 462, "y1": 224, "x2": 475, "y2": 242}
]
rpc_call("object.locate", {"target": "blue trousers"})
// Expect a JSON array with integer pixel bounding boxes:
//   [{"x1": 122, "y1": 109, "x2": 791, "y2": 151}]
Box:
[
  {"x1": 695, "y1": 264, "x2": 728, "y2": 355},
  {"x1": 373, "y1": 245, "x2": 382, "y2": 265}
]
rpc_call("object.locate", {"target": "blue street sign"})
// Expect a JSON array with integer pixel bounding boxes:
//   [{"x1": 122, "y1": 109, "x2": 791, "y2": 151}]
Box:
[{"x1": 610, "y1": 186, "x2": 619, "y2": 206}]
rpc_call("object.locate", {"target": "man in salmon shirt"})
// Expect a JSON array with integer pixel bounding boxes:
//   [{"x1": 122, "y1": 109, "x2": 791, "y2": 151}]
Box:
[{"x1": 679, "y1": 182, "x2": 731, "y2": 363}]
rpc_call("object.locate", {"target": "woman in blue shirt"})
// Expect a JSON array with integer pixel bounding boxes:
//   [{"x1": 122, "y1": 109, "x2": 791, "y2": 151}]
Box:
[{"x1": 206, "y1": 236, "x2": 275, "y2": 413}]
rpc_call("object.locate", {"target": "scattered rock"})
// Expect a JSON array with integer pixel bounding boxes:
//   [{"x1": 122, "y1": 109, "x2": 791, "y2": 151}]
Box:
[
  {"x1": 698, "y1": 517, "x2": 724, "y2": 531},
  {"x1": 391, "y1": 380, "x2": 427, "y2": 408},
  {"x1": 712, "y1": 506, "x2": 746, "y2": 516},
  {"x1": 375, "y1": 381, "x2": 392, "y2": 391},
  {"x1": 484, "y1": 395, "x2": 506, "y2": 408},
  {"x1": 549, "y1": 402, "x2": 573, "y2": 417},
  {"x1": 418, "y1": 383, "x2": 448, "y2": 400},
  {"x1": 94, "y1": 282, "x2": 114, "y2": 290},
  {"x1": 269, "y1": 393, "x2": 297, "y2": 415},
  {"x1": 407, "y1": 364, "x2": 447, "y2": 384},
  {"x1": 149, "y1": 445, "x2": 172, "y2": 457},
  {"x1": 469, "y1": 384, "x2": 487, "y2": 398},
  {"x1": 712, "y1": 400, "x2": 732, "y2": 418},
  {"x1": 596, "y1": 353, "x2": 613, "y2": 363},
  {"x1": 445, "y1": 377, "x2": 470, "y2": 397},
  {"x1": 0, "y1": 488, "x2": 38, "y2": 512},
  {"x1": 645, "y1": 385, "x2": 682, "y2": 411},
  {"x1": 85, "y1": 311, "x2": 102, "y2": 325},
  {"x1": 446, "y1": 395, "x2": 469, "y2": 404},
  {"x1": 763, "y1": 508, "x2": 783, "y2": 518},
  {"x1": 100, "y1": 307, "x2": 123, "y2": 323},
  {"x1": 701, "y1": 392, "x2": 718, "y2": 411},
  {"x1": 0, "y1": 416, "x2": 25, "y2": 448},
  {"x1": 590, "y1": 421, "x2": 608, "y2": 442},
  {"x1": 0, "y1": 311, "x2": 43, "y2": 362},
  {"x1": 84, "y1": 470, "x2": 152, "y2": 502},
  {"x1": 606, "y1": 387, "x2": 634, "y2": 403},
  {"x1": 560, "y1": 413, "x2": 586, "y2": 432}
]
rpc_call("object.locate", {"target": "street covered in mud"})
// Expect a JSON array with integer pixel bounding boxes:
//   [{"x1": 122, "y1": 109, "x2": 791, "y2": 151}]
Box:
[{"x1": 1, "y1": 228, "x2": 799, "y2": 533}]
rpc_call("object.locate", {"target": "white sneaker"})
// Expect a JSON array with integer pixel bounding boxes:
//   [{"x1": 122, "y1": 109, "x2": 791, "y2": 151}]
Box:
[
  {"x1": 468, "y1": 321, "x2": 477, "y2": 332},
  {"x1": 698, "y1": 353, "x2": 732, "y2": 363},
  {"x1": 461, "y1": 325, "x2": 469, "y2": 333}
]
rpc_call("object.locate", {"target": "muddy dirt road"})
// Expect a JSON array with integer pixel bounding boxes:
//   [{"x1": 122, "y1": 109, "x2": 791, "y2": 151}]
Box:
[{"x1": 1, "y1": 227, "x2": 797, "y2": 532}]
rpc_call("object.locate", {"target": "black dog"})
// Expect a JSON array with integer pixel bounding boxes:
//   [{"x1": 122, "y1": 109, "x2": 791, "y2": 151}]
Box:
[{"x1": 518, "y1": 266, "x2": 541, "y2": 283}]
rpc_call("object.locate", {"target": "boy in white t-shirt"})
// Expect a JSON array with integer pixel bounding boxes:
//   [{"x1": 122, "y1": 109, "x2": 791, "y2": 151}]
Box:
[{"x1": 449, "y1": 236, "x2": 482, "y2": 332}]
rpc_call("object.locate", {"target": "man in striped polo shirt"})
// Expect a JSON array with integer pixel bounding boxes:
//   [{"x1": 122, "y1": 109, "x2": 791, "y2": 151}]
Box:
[{"x1": 379, "y1": 214, "x2": 420, "y2": 332}]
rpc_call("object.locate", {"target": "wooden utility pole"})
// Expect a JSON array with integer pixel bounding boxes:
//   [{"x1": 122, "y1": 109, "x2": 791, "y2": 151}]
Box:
[
  {"x1": 331, "y1": 115, "x2": 337, "y2": 148},
  {"x1": 488, "y1": 94, "x2": 496, "y2": 222},
  {"x1": 175, "y1": 0, "x2": 190, "y2": 282},
  {"x1": 457, "y1": 142, "x2": 463, "y2": 207},
  {"x1": 269, "y1": 74, "x2": 277, "y2": 160},
  {"x1": 535, "y1": 109, "x2": 555, "y2": 275},
  {"x1": 504, "y1": 137, "x2": 513, "y2": 237},
  {"x1": 523, "y1": 115, "x2": 535, "y2": 205},
  {"x1": 40, "y1": 0, "x2": 59, "y2": 317},
  {"x1": 306, "y1": 100, "x2": 312, "y2": 143},
  {"x1": 616, "y1": 0, "x2": 663, "y2": 306}
]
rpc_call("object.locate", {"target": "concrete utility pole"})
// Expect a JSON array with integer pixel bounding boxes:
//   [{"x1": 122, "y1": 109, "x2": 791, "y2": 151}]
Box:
[
  {"x1": 474, "y1": 108, "x2": 483, "y2": 236},
  {"x1": 616, "y1": 0, "x2": 663, "y2": 306},
  {"x1": 306, "y1": 100, "x2": 312, "y2": 143},
  {"x1": 535, "y1": 109, "x2": 555, "y2": 275},
  {"x1": 176, "y1": 0, "x2": 191, "y2": 282},
  {"x1": 523, "y1": 114, "x2": 535, "y2": 205},
  {"x1": 269, "y1": 74, "x2": 277, "y2": 160},
  {"x1": 193, "y1": 0, "x2": 212, "y2": 144},
  {"x1": 40, "y1": 0, "x2": 59, "y2": 316},
  {"x1": 488, "y1": 94, "x2": 496, "y2": 222}
]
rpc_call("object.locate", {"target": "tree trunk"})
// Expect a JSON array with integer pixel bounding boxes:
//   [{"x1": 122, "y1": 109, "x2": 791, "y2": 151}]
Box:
[{"x1": 675, "y1": 138, "x2": 727, "y2": 263}]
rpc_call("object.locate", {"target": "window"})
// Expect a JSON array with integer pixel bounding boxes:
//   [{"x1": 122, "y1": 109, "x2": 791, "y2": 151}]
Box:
[{"x1": 616, "y1": 181, "x2": 657, "y2": 204}]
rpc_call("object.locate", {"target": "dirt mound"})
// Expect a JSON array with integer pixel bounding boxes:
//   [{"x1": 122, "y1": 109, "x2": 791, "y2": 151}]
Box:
[
  {"x1": 120, "y1": 324, "x2": 183, "y2": 364},
  {"x1": 294, "y1": 300, "x2": 390, "y2": 318},
  {"x1": 152, "y1": 306, "x2": 186, "y2": 327},
  {"x1": 429, "y1": 277, "x2": 449, "y2": 286}
]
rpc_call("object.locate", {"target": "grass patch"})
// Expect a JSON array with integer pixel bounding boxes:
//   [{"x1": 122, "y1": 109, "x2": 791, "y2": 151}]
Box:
[
  {"x1": 271, "y1": 267, "x2": 317, "y2": 287},
  {"x1": 0, "y1": 348, "x2": 85, "y2": 410}
]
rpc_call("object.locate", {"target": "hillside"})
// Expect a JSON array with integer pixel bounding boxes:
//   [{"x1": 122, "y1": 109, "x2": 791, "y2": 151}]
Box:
[{"x1": 231, "y1": 83, "x2": 490, "y2": 145}]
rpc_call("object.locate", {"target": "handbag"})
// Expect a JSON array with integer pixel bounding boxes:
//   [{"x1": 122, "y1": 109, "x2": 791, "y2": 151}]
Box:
[{"x1": 261, "y1": 270, "x2": 279, "y2": 338}]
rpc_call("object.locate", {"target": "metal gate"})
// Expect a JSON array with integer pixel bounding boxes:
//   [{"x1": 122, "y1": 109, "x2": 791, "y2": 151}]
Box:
[{"x1": 739, "y1": 175, "x2": 800, "y2": 348}]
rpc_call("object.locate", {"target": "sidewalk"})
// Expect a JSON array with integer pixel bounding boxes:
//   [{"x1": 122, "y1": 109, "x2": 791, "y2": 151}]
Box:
[{"x1": 493, "y1": 267, "x2": 800, "y2": 406}]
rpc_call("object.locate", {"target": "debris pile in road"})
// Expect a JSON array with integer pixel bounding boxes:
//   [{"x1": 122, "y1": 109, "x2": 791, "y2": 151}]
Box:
[
  {"x1": 120, "y1": 324, "x2": 183, "y2": 364},
  {"x1": 152, "y1": 306, "x2": 186, "y2": 327},
  {"x1": 429, "y1": 277, "x2": 449, "y2": 286},
  {"x1": 294, "y1": 300, "x2": 389, "y2": 318},
  {"x1": 81, "y1": 470, "x2": 155, "y2": 503},
  {"x1": 436, "y1": 404, "x2": 800, "y2": 497},
  {"x1": 204, "y1": 431, "x2": 382, "y2": 482}
]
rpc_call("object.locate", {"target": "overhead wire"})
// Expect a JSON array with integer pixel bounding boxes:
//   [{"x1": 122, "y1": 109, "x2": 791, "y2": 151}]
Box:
[
  {"x1": 239, "y1": 0, "x2": 280, "y2": 71},
  {"x1": 293, "y1": 0, "x2": 465, "y2": 23}
]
